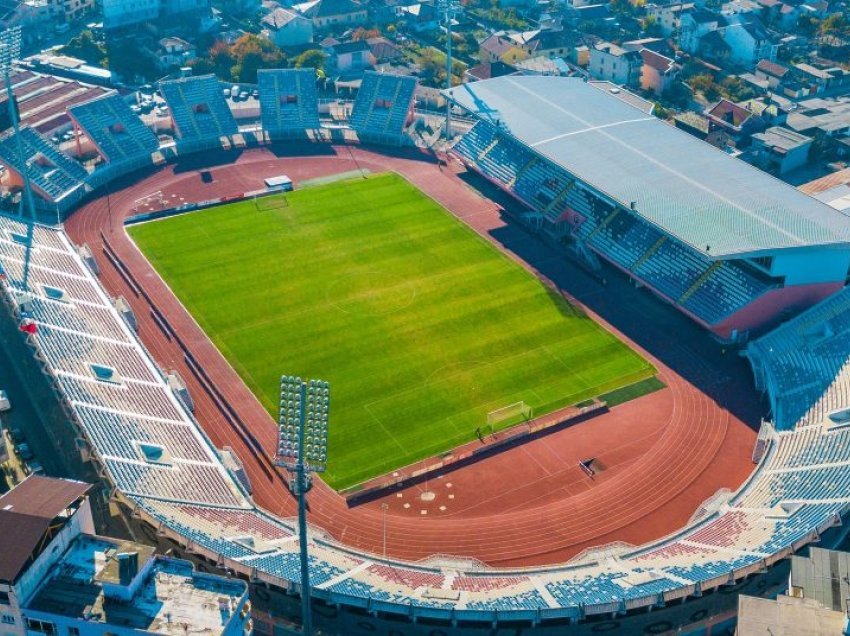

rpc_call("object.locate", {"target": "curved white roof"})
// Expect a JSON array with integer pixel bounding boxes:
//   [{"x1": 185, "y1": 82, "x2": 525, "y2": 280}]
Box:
[{"x1": 446, "y1": 76, "x2": 850, "y2": 258}]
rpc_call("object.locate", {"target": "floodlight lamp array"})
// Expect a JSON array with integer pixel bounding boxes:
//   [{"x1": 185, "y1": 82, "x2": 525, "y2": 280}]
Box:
[
  {"x1": 304, "y1": 379, "x2": 329, "y2": 473},
  {"x1": 0, "y1": 27, "x2": 21, "y2": 72},
  {"x1": 277, "y1": 375, "x2": 329, "y2": 473}
]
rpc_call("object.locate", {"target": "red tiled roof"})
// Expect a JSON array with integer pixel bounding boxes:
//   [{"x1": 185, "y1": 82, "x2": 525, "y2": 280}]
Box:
[
  {"x1": 640, "y1": 49, "x2": 677, "y2": 73},
  {"x1": 707, "y1": 99, "x2": 752, "y2": 127},
  {"x1": 757, "y1": 58, "x2": 789, "y2": 78}
]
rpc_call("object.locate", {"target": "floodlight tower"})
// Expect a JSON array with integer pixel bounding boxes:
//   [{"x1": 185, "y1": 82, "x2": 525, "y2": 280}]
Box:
[
  {"x1": 438, "y1": 0, "x2": 461, "y2": 140},
  {"x1": 275, "y1": 376, "x2": 330, "y2": 636},
  {"x1": 0, "y1": 27, "x2": 37, "y2": 291}
]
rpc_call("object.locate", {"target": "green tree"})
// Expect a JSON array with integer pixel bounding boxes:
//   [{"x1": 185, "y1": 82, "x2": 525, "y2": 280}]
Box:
[
  {"x1": 720, "y1": 76, "x2": 755, "y2": 102},
  {"x1": 292, "y1": 49, "x2": 327, "y2": 71},
  {"x1": 820, "y1": 13, "x2": 848, "y2": 37},
  {"x1": 690, "y1": 74, "x2": 720, "y2": 101},
  {"x1": 62, "y1": 30, "x2": 107, "y2": 67}
]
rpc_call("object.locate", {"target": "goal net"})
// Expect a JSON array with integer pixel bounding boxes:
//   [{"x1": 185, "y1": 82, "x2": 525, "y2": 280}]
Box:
[
  {"x1": 133, "y1": 190, "x2": 164, "y2": 212},
  {"x1": 485, "y1": 401, "x2": 533, "y2": 434}
]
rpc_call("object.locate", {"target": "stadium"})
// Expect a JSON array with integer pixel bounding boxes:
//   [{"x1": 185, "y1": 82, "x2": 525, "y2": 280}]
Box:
[{"x1": 2, "y1": 66, "x2": 850, "y2": 635}]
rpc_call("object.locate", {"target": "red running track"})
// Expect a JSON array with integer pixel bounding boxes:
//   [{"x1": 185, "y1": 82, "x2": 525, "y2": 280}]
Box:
[{"x1": 64, "y1": 145, "x2": 756, "y2": 567}]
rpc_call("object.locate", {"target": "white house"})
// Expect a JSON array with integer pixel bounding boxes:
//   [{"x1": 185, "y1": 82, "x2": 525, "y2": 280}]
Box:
[
  {"x1": 102, "y1": 0, "x2": 159, "y2": 29},
  {"x1": 679, "y1": 8, "x2": 721, "y2": 53},
  {"x1": 589, "y1": 41, "x2": 642, "y2": 86},
  {"x1": 646, "y1": 2, "x2": 695, "y2": 36},
  {"x1": 262, "y1": 7, "x2": 313, "y2": 46},
  {"x1": 157, "y1": 36, "x2": 197, "y2": 70},
  {"x1": 722, "y1": 15, "x2": 778, "y2": 66}
]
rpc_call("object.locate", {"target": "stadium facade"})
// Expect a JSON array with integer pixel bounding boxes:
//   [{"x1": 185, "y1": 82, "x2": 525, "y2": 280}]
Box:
[
  {"x1": 0, "y1": 70, "x2": 850, "y2": 632},
  {"x1": 446, "y1": 76, "x2": 850, "y2": 341}
]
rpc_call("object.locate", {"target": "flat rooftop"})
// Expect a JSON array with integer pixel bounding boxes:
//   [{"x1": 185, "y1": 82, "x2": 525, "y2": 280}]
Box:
[
  {"x1": 28, "y1": 536, "x2": 245, "y2": 635},
  {"x1": 446, "y1": 76, "x2": 850, "y2": 258}
]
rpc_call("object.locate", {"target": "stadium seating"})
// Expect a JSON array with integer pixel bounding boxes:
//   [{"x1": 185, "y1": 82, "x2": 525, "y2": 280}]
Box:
[
  {"x1": 68, "y1": 92, "x2": 160, "y2": 181},
  {"x1": 0, "y1": 127, "x2": 87, "y2": 210},
  {"x1": 159, "y1": 75, "x2": 238, "y2": 152},
  {"x1": 748, "y1": 288, "x2": 850, "y2": 429},
  {"x1": 258, "y1": 69, "x2": 320, "y2": 139},
  {"x1": 1, "y1": 198, "x2": 850, "y2": 623},
  {"x1": 350, "y1": 71, "x2": 417, "y2": 145},
  {"x1": 452, "y1": 122, "x2": 780, "y2": 329}
]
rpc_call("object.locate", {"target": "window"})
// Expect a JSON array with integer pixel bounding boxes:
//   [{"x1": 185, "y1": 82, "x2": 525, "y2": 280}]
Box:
[
  {"x1": 67, "y1": 628, "x2": 79, "y2": 636},
  {"x1": 0, "y1": 616, "x2": 14, "y2": 625},
  {"x1": 25, "y1": 619, "x2": 57, "y2": 635}
]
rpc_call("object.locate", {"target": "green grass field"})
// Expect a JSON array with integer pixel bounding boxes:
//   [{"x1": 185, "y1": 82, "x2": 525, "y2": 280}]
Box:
[{"x1": 129, "y1": 173, "x2": 655, "y2": 489}]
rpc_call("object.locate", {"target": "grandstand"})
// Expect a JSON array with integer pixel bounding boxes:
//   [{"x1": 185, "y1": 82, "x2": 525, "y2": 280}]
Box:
[
  {"x1": 0, "y1": 126, "x2": 87, "y2": 214},
  {"x1": 2, "y1": 198, "x2": 850, "y2": 625},
  {"x1": 350, "y1": 71, "x2": 417, "y2": 145},
  {"x1": 68, "y1": 92, "x2": 161, "y2": 185},
  {"x1": 258, "y1": 68, "x2": 320, "y2": 139},
  {"x1": 159, "y1": 75, "x2": 239, "y2": 153},
  {"x1": 748, "y1": 288, "x2": 850, "y2": 430},
  {"x1": 0, "y1": 70, "x2": 109, "y2": 137},
  {"x1": 447, "y1": 77, "x2": 850, "y2": 340},
  {"x1": 0, "y1": 68, "x2": 849, "y2": 630}
]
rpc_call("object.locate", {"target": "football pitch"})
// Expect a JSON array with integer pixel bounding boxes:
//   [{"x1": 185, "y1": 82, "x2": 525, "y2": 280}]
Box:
[{"x1": 129, "y1": 173, "x2": 655, "y2": 489}]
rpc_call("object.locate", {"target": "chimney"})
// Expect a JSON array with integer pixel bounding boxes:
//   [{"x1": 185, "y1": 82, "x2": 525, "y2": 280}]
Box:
[{"x1": 117, "y1": 551, "x2": 139, "y2": 586}]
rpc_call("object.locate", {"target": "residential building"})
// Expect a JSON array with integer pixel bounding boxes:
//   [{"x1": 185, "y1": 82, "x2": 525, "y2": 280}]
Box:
[
  {"x1": 737, "y1": 595, "x2": 846, "y2": 635},
  {"x1": 646, "y1": 2, "x2": 695, "y2": 36},
  {"x1": 5, "y1": 0, "x2": 95, "y2": 30},
  {"x1": 795, "y1": 63, "x2": 850, "y2": 97},
  {"x1": 512, "y1": 55, "x2": 571, "y2": 76},
  {"x1": 588, "y1": 41, "x2": 641, "y2": 86},
  {"x1": 367, "y1": 37, "x2": 403, "y2": 64},
  {"x1": 397, "y1": 2, "x2": 439, "y2": 33},
  {"x1": 786, "y1": 96, "x2": 850, "y2": 138},
  {"x1": 157, "y1": 36, "x2": 197, "y2": 70},
  {"x1": 674, "y1": 111, "x2": 712, "y2": 139},
  {"x1": 738, "y1": 97, "x2": 788, "y2": 126},
  {"x1": 478, "y1": 31, "x2": 529, "y2": 64},
  {"x1": 754, "y1": 58, "x2": 788, "y2": 88},
  {"x1": 640, "y1": 49, "x2": 680, "y2": 95},
  {"x1": 571, "y1": 44, "x2": 590, "y2": 66},
  {"x1": 464, "y1": 60, "x2": 518, "y2": 82},
  {"x1": 101, "y1": 0, "x2": 159, "y2": 29},
  {"x1": 324, "y1": 39, "x2": 374, "y2": 73},
  {"x1": 262, "y1": 7, "x2": 313, "y2": 46},
  {"x1": 162, "y1": 0, "x2": 210, "y2": 15},
  {"x1": 0, "y1": 475, "x2": 251, "y2": 636},
  {"x1": 60, "y1": 0, "x2": 94, "y2": 22},
  {"x1": 292, "y1": 0, "x2": 367, "y2": 29},
  {"x1": 737, "y1": 548, "x2": 850, "y2": 635},
  {"x1": 503, "y1": 30, "x2": 572, "y2": 59},
  {"x1": 749, "y1": 126, "x2": 812, "y2": 173},
  {"x1": 722, "y1": 15, "x2": 778, "y2": 67},
  {"x1": 705, "y1": 97, "x2": 766, "y2": 141}
]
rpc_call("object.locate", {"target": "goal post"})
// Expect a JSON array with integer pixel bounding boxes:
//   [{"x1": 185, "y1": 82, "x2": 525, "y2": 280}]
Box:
[{"x1": 485, "y1": 401, "x2": 533, "y2": 434}]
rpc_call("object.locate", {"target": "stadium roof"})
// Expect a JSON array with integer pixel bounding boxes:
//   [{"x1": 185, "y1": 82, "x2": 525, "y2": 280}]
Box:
[{"x1": 446, "y1": 76, "x2": 850, "y2": 258}]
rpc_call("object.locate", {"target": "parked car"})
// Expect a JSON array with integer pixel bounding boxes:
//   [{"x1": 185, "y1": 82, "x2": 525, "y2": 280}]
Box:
[
  {"x1": 9, "y1": 428, "x2": 23, "y2": 443},
  {"x1": 0, "y1": 389, "x2": 10, "y2": 411},
  {"x1": 223, "y1": 88, "x2": 231, "y2": 98},
  {"x1": 239, "y1": 91, "x2": 249, "y2": 100},
  {"x1": 252, "y1": 89, "x2": 259, "y2": 98},
  {"x1": 27, "y1": 460, "x2": 44, "y2": 475}
]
